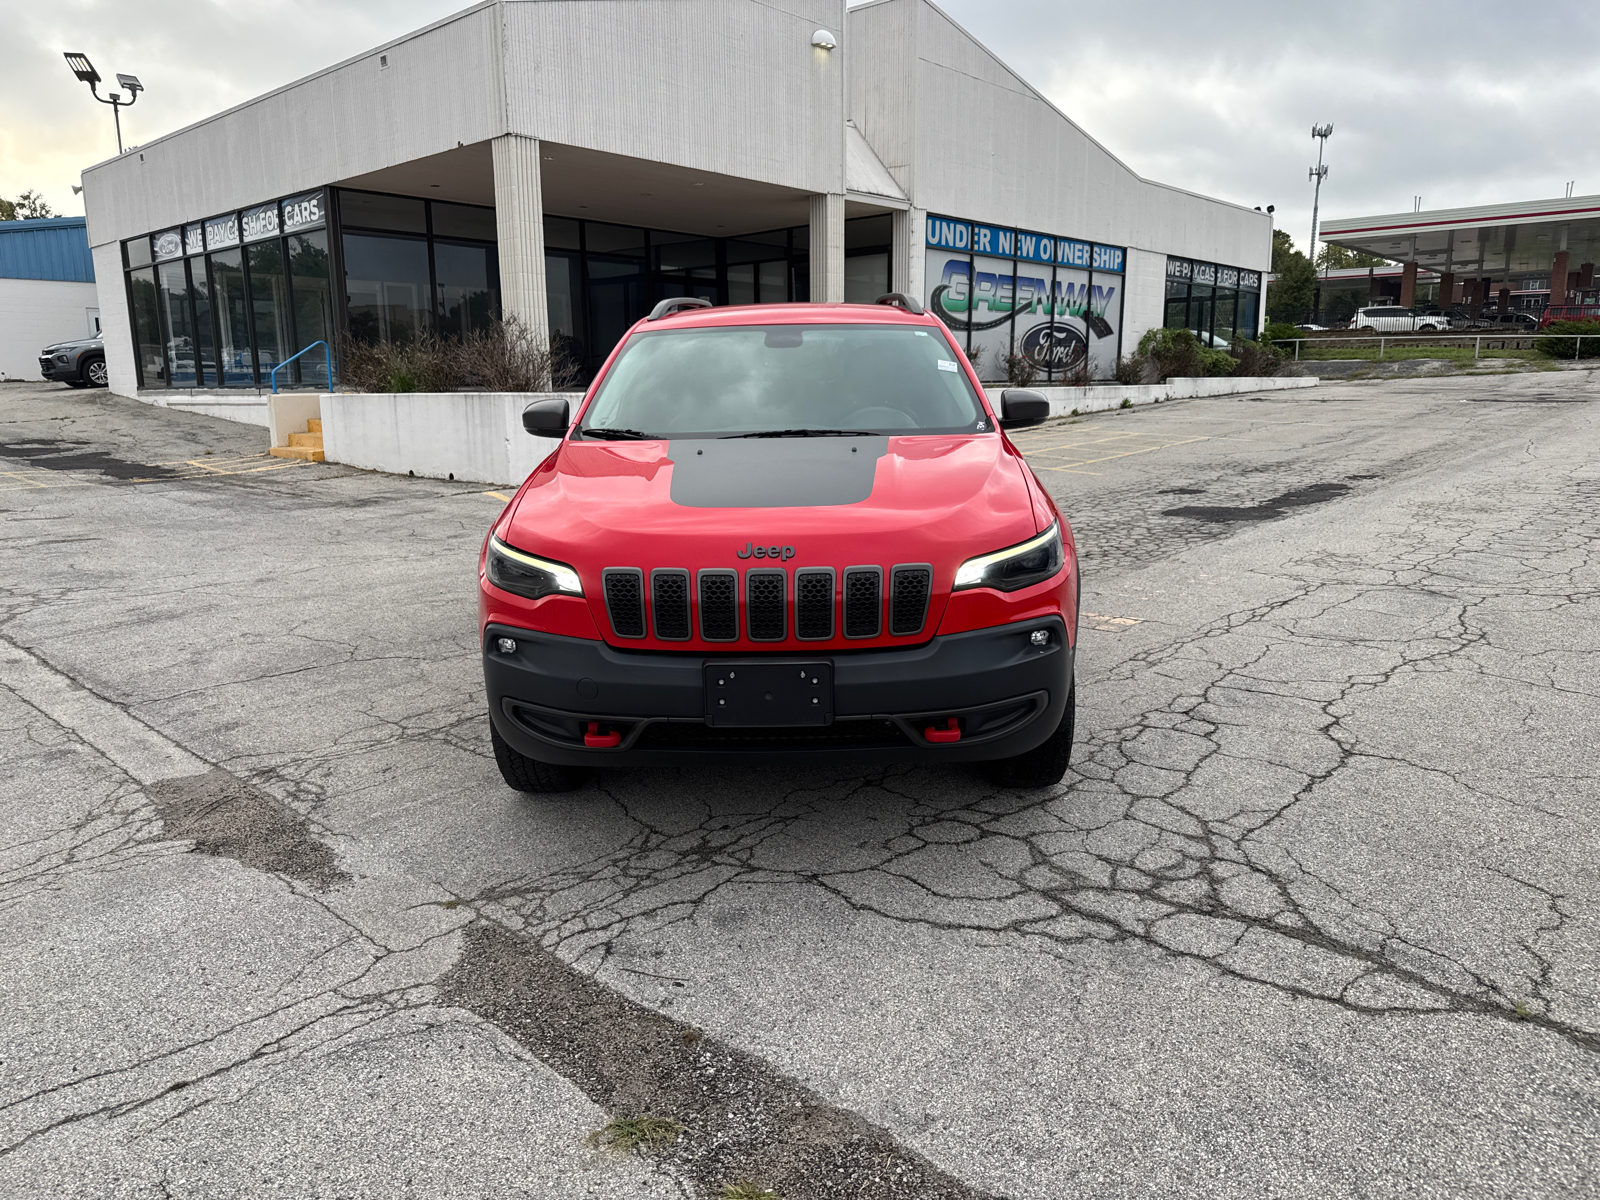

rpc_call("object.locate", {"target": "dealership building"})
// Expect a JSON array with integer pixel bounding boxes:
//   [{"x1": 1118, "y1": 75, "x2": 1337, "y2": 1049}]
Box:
[{"x1": 80, "y1": 0, "x2": 1269, "y2": 400}]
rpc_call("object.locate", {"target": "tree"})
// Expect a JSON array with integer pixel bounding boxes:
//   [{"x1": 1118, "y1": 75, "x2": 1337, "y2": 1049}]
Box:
[
  {"x1": 1267, "y1": 250, "x2": 1317, "y2": 323},
  {"x1": 1271, "y1": 229, "x2": 1297, "y2": 274},
  {"x1": 1316, "y1": 244, "x2": 1387, "y2": 270},
  {"x1": 0, "y1": 190, "x2": 56, "y2": 221}
]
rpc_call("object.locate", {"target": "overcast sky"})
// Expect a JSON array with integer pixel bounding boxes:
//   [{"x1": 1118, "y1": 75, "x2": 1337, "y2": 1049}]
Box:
[{"x1": 4, "y1": 0, "x2": 1597, "y2": 256}]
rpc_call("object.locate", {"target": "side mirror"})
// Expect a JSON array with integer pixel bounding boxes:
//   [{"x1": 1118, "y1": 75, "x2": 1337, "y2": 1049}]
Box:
[
  {"x1": 522, "y1": 397, "x2": 570, "y2": 437},
  {"x1": 999, "y1": 388, "x2": 1050, "y2": 429}
]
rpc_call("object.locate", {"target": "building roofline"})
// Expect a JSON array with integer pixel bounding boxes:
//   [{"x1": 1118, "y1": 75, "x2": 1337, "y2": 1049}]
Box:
[
  {"x1": 0, "y1": 216, "x2": 88, "y2": 232},
  {"x1": 898, "y1": 0, "x2": 1266, "y2": 222},
  {"x1": 1323, "y1": 196, "x2": 1600, "y2": 237},
  {"x1": 78, "y1": 1, "x2": 499, "y2": 179}
]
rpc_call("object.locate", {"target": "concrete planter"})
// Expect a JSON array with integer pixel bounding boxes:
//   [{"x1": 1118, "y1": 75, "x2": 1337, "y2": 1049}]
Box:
[
  {"x1": 984, "y1": 374, "x2": 1317, "y2": 416},
  {"x1": 318, "y1": 391, "x2": 581, "y2": 486}
]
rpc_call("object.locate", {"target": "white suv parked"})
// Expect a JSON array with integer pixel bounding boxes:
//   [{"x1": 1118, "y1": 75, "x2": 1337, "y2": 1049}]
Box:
[{"x1": 1349, "y1": 306, "x2": 1448, "y2": 332}]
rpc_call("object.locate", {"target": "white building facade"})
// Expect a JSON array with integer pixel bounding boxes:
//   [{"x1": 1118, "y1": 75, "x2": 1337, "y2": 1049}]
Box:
[{"x1": 80, "y1": 0, "x2": 1270, "y2": 396}]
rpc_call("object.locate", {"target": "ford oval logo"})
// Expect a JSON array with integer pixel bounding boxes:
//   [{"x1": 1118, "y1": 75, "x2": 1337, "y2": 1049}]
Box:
[{"x1": 1018, "y1": 321, "x2": 1087, "y2": 371}]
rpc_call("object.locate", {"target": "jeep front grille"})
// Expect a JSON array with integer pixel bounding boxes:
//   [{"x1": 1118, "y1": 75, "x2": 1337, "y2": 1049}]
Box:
[
  {"x1": 842, "y1": 567, "x2": 882, "y2": 638},
  {"x1": 651, "y1": 569, "x2": 690, "y2": 640},
  {"x1": 794, "y1": 568, "x2": 835, "y2": 640},
  {"x1": 609, "y1": 563, "x2": 933, "y2": 642},
  {"x1": 889, "y1": 565, "x2": 932, "y2": 636},
  {"x1": 745, "y1": 569, "x2": 787, "y2": 641},
  {"x1": 697, "y1": 569, "x2": 738, "y2": 641},
  {"x1": 602, "y1": 568, "x2": 646, "y2": 638}
]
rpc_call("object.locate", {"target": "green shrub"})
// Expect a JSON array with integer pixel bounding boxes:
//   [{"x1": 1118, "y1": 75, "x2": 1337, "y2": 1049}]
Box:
[
  {"x1": 1229, "y1": 339, "x2": 1284, "y2": 377},
  {"x1": 1113, "y1": 354, "x2": 1148, "y2": 385},
  {"x1": 1135, "y1": 327, "x2": 1203, "y2": 381},
  {"x1": 1262, "y1": 321, "x2": 1300, "y2": 346},
  {"x1": 1199, "y1": 347, "x2": 1236, "y2": 377},
  {"x1": 1534, "y1": 319, "x2": 1600, "y2": 359}
]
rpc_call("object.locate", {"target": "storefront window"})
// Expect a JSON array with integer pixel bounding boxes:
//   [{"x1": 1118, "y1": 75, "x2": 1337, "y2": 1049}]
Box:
[
  {"x1": 288, "y1": 231, "x2": 333, "y2": 382},
  {"x1": 157, "y1": 260, "x2": 197, "y2": 387},
  {"x1": 191, "y1": 261, "x2": 217, "y2": 387},
  {"x1": 128, "y1": 268, "x2": 165, "y2": 387},
  {"x1": 248, "y1": 239, "x2": 291, "y2": 377},
  {"x1": 343, "y1": 232, "x2": 432, "y2": 343},
  {"x1": 435, "y1": 240, "x2": 497, "y2": 338},
  {"x1": 1214, "y1": 288, "x2": 1237, "y2": 346},
  {"x1": 210, "y1": 249, "x2": 253, "y2": 386}
]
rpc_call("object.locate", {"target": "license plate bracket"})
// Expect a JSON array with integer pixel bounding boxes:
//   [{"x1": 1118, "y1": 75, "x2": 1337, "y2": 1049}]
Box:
[{"x1": 705, "y1": 661, "x2": 833, "y2": 727}]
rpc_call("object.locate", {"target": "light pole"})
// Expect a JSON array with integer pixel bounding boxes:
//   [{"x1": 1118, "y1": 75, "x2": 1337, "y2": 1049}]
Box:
[{"x1": 64, "y1": 53, "x2": 143, "y2": 155}]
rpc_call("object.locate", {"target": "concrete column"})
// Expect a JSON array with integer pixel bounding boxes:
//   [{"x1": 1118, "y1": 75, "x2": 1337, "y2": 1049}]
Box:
[
  {"x1": 1579, "y1": 262, "x2": 1595, "y2": 290},
  {"x1": 491, "y1": 134, "x2": 549, "y2": 349},
  {"x1": 1497, "y1": 286, "x2": 1511, "y2": 313},
  {"x1": 1438, "y1": 272, "x2": 1455, "y2": 307},
  {"x1": 1399, "y1": 260, "x2": 1418, "y2": 307},
  {"x1": 1550, "y1": 250, "x2": 1570, "y2": 306},
  {"x1": 892, "y1": 207, "x2": 924, "y2": 303},
  {"x1": 1368, "y1": 268, "x2": 1380, "y2": 303},
  {"x1": 809, "y1": 193, "x2": 845, "y2": 303}
]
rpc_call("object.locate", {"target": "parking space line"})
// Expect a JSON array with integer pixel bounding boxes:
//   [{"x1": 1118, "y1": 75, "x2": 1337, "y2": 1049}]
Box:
[{"x1": 484, "y1": 491, "x2": 512, "y2": 502}]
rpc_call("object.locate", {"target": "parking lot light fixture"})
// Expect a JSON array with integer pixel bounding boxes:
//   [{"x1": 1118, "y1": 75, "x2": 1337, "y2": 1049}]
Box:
[{"x1": 63, "y1": 52, "x2": 144, "y2": 155}]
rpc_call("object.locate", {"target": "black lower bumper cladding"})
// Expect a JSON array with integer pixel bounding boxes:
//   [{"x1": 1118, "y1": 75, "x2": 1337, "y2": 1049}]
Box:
[{"x1": 483, "y1": 617, "x2": 1072, "y2": 766}]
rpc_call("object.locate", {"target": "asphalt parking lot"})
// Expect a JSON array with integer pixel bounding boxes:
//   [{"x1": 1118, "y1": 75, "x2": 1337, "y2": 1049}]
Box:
[{"x1": 2, "y1": 371, "x2": 1598, "y2": 1198}]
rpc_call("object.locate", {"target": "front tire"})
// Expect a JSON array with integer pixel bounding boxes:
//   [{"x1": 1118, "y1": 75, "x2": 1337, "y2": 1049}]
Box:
[
  {"x1": 490, "y1": 721, "x2": 591, "y2": 793},
  {"x1": 985, "y1": 686, "x2": 1075, "y2": 788},
  {"x1": 83, "y1": 357, "x2": 108, "y2": 387}
]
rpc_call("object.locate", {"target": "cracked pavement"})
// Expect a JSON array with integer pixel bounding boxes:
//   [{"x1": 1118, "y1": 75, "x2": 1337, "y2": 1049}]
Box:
[{"x1": 2, "y1": 373, "x2": 1598, "y2": 1197}]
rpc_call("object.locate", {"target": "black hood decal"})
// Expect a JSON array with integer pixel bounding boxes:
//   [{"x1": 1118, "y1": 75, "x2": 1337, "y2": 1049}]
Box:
[{"x1": 667, "y1": 437, "x2": 889, "y2": 508}]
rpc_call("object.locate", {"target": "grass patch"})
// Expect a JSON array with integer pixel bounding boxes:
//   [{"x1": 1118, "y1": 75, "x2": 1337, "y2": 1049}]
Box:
[
  {"x1": 587, "y1": 1115, "x2": 687, "y2": 1155},
  {"x1": 1119, "y1": 397, "x2": 1133, "y2": 408},
  {"x1": 1296, "y1": 346, "x2": 1543, "y2": 364},
  {"x1": 721, "y1": 1184, "x2": 782, "y2": 1200}
]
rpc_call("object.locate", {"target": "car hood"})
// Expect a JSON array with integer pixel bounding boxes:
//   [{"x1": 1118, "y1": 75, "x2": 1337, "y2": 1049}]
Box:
[
  {"x1": 41, "y1": 339, "x2": 101, "y2": 353},
  {"x1": 499, "y1": 434, "x2": 1040, "y2": 642}
]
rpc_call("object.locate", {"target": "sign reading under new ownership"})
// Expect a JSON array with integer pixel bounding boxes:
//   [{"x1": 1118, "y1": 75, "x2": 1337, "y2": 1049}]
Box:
[
  {"x1": 923, "y1": 214, "x2": 1126, "y2": 384},
  {"x1": 925, "y1": 217, "x2": 1124, "y2": 274}
]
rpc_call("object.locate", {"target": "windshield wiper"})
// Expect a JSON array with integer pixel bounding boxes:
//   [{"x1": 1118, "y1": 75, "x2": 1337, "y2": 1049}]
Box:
[
  {"x1": 723, "y1": 428, "x2": 877, "y2": 438},
  {"x1": 582, "y1": 427, "x2": 656, "y2": 440}
]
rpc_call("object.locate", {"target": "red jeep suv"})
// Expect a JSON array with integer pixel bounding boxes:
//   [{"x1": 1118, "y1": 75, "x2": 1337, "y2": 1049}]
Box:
[{"x1": 479, "y1": 295, "x2": 1079, "y2": 792}]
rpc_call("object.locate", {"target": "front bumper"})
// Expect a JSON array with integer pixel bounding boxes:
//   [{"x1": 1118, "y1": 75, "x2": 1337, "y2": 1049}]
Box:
[
  {"x1": 484, "y1": 616, "x2": 1073, "y2": 766},
  {"x1": 39, "y1": 354, "x2": 80, "y2": 382}
]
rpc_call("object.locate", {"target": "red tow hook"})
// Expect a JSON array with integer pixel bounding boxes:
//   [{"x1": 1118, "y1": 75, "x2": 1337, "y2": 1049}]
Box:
[
  {"x1": 924, "y1": 717, "x2": 962, "y2": 744},
  {"x1": 584, "y1": 721, "x2": 622, "y2": 749}
]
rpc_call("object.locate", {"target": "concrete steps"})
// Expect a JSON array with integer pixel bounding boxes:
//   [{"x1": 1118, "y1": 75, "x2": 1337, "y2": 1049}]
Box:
[{"x1": 269, "y1": 418, "x2": 324, "y2": 462}]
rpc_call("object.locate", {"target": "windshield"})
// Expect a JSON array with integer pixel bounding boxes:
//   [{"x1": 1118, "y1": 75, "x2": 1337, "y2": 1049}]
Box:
[{"x1": 578, "y1": 324, "x2": 990, "y2": 438}]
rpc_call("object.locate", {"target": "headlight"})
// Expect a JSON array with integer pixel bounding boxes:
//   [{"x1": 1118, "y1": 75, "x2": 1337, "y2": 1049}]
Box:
[
  {"x1": 953, "y1": 522, "x2": 1064, "y2": 592},
  {"x1": 485, "y1": 536, "x2": 583, "y2": 600}
]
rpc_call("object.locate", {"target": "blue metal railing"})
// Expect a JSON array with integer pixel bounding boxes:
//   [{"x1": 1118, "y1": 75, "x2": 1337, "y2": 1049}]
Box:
[{"x1": 269, "y1": 341, "x2": 333, "y2": 394}]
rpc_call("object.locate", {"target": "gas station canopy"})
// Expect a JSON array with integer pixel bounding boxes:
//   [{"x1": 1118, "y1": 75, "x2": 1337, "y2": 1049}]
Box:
[{"x1": 1321, "y1": 195, "x2": 1600, "y2": 288}]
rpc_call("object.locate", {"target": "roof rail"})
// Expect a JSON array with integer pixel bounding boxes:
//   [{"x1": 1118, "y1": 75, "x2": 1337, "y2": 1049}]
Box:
[
  {"x1": 874, "y1": 292, "x2": 925, "y2": 316},
  {"x1": 648, "y1": 297, "x2": 714, "y2": 321}
]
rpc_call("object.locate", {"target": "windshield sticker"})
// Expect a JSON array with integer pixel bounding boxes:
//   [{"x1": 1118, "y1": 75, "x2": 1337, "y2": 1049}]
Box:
[{"x1": 937, "y1": 359, "x2": 958, "y2": 372}]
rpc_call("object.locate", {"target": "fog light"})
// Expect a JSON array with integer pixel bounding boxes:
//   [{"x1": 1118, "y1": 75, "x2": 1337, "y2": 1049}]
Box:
[
  {"x1": 496, "y1": 637, "x2": 517, "y2": 654},
  {"x1": 1030, "y1": 629, "x2": 1050, "y2": 646}
]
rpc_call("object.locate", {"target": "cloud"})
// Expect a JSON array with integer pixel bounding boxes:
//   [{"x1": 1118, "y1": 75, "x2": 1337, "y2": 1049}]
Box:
[
  {"x1": 6, "y1": 0, "x2": 1596, "y2": 263},
  {"x1": 0, "y1": 0, "x2": 466, "y2": 216},
  {"x1": 924, "y1": 0, "x2": 1600, "y2": 254}
]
